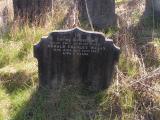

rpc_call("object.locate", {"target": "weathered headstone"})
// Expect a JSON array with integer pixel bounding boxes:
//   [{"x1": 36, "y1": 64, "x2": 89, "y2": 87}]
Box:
[
  {"x1": 13, "y1": 0, "x2": 53, "y2": 23},
  {"x1": 146, "y1": 0, "x2": 160, "y2": 13},
  {"x1": 34, "y1": 27, "x2": 120, "y2": 91},
  {"x1": 78, "y1": 0, "x2": 116, "y2": 29},
  {"x1": 145, "y1": 0, "x2": 160, "y2": 18}
]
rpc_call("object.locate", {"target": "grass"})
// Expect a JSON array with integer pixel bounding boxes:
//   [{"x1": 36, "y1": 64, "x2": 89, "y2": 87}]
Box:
[
  {"x1": 0, "y1": 24, "x2": 160, "y2": 120},
  {"x1": 115, "y1": 0, "x2": 128, "y2": 5},
  {"x1": 104, "y1": 27, "x2": 119, "y2": 38},
  {"x1": 0, "y1": 1, "x2": 160, "y2": 119},
  {"x1": 0, "y1": 26, "x2": 46, "y2": 69},
  {"x1": 0, "y1": 26, "x2": 160, "y2": 120},
  {"x1": 12, "y1": 87, "x2": 48, "y2": 120},
  {"x1": 118, "y1": 54, "x2": 140, "y2": 77},
  {"x1": 0, "y1": 83, "x2": 36, "y2": 120},
  {"x1": 0, "y1": 57, "x2": 38, "y2": 120},
  {"x1": 0, "y1": 24, "x2": 40, "y2": 120},
  {"x1": 0, "y1": 3, "x2": 69, "y2": 119},
  {"x1": 0, "y1": 86, "x2": 10, "y2": 120}
]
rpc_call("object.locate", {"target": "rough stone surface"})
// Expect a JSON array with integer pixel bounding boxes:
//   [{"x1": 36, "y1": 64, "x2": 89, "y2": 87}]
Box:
[
  {"x1": 154, "y1": 0, "x2": 160, "y2": 13},
  {"x1": 145, "y1": 0, "x2": 160, "y2": 16},
  {"x1": 13, "y1": 0, "x2": 53, "y2": 23},
  {"x1": 78, "y1": 0, "x2": 116, "y2": 29},
  {"x1": 34, "y1": 27, "x2": 120, "y2": 91}
]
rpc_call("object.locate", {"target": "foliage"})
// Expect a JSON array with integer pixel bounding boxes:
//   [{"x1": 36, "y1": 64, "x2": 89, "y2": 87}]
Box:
[
  {"x1": 115, "y1": 0, "x2": 128, "y2": 5},
  {"x1": 0, "y1": 0, "x2": 160, "y2": 120}
]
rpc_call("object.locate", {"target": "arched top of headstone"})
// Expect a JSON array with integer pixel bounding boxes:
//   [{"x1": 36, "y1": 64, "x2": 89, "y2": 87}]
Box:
[
  {"x1": 39, "y1": 27, "x2": 119, "y2": 50},
  {"x1": 34, "y1": 27, "x2": 120, "y2": 91},
  {"x1": 52, "y1": 27, "x2": 105, "y2": 36}
]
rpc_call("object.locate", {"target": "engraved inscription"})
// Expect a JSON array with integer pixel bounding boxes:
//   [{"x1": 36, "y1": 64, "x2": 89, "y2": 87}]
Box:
[
  {"x1": 34, "y1": 27, "x2": 120, "y2": 91},
  {"x1": 48, "y1": 34, "x2": 106, "y2": 56}
]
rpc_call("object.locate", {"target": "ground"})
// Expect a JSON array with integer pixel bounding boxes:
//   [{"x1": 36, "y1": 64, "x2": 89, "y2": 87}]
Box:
[{"x1": 0, "y1": 0, "x2": 160, "y2": 120}]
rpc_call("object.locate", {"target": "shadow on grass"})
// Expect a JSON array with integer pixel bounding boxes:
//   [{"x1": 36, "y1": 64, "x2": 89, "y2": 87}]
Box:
[
  {"x1": 11, "y1": 87, "x2": 52, "y2": 120},
  {"x1": 0, "y1": 70, "x2": 37, "y2": 95},
  {"x1": 10, "y1": 81, "x2": 126, "y2": 120},
  {"x1": 11, "y1": 84, "x2": 98, "y2": 120},
  {"x1": 0, "y1": 54, "x2": 124, "y2": 120}
]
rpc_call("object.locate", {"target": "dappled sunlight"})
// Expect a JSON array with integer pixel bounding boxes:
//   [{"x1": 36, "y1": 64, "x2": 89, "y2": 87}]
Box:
[{"x1": 0, "y1": 0, "x2": 160, "y2": 120}]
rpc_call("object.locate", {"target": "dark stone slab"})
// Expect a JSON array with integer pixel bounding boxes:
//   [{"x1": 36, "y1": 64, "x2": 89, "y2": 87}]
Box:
[
  {"x1": 78, "y1": 0, "x2": 116, "y2": 29},
  {"x1": 13, "y1": 0, "x2": 52, "y2": 23},
  {"x1": 34, "y1": 27, "x2": 120, "y2": 91},
  {"x1": 145, "y1": 0, "x2": 160, "y2": 17}
]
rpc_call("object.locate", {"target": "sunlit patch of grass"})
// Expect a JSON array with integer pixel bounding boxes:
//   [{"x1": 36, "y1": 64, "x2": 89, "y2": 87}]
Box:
[
  {"x1": 0, "y1": 24, "x2": 44, "y2": 68},
  {"x1": 153, "y1": 38, "x2": 160, "y2": 47},
  {"x1": 115, "y1": 0, "x2": 128, "y2": 5},
  {"x1": 118, "y1": 54, "x2": 140, "y2": 77},
  {"x1": 17, "y1": 42, "x2": 32, "y2": 60},
  {"x1": 153, "y1": 38, "x2": 160, "y2": 66},
  {"x1": 12, "y1": 87, "x2": 58, "y2": 120},
  {"x1": 0, "y1": 86, "x2": 10, "y2": 120},
  {"x1": 0, "y1": 3, "x2": 68, "y2": 68},
  {"x1": 104, "y1": 27, "x2": 119, "y2": 38},
  {"x1": 10, "y1": 86, "x2": 36, "y2": 119},
  {"x1": 95, "y1": 87, "x2": 115, "y2": 119},
  {"x1": 0, "y1": 65, "x2": 36, "y2": 120},
  {"x1": 0, "y1": 41, "x2": 22, "y2": 68},
  {"x1": 0, "y1": 59, "x2": 38, "y2": 120},
  {"x1": 119, "y1": 88, "x2": 135, "y2": 120},
  {"x1": 131, "y1": 10, "x2": 142, "y2": 26},
  {"x1": 95, "y1": 84, "x2": 135, "y2": 120},
  {"x1": 0, "y1": 84, "x2": 36, "y2": 120}
]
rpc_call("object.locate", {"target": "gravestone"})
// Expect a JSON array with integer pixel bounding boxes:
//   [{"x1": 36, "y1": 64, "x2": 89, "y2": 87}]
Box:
[
  {"x1": 145, "y1": 0, "x2": 160, "y2": 19},
  {"x1": 78, "y1": 0, "x2": 116, "y2": 29},
  {"x1": 145, "y1": 0, "x2": 160, "y2": 13},
  {"x1": 34, "y1": 27, "x2": 120, "y2": 91},
  {"x1": 13, "y1": 0, "x2": 53, "y2": 23}
]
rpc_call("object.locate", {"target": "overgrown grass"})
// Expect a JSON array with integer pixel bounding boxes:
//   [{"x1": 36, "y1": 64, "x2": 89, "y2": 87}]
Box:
[
  {"x1": 0, "y1": 24, "x2": 42, "y2": 120},
  {"x1": 0, "y1": 57, "x2": 38, "y2": 120},
  {"x1": 0, "y1": 26, "x2": 47, "y2": 68},
  {"x1": 0, "y1": 1, "x2": 160, "y2": 119},
  {"x1": 0, "y1": 83, "x2": 36, "y2": 120},
  {"x1": 118, "y1": 53, "x2": 140, "y2": 78},
  {"x1": 0, "y1": 2, "x2": 69, "y2": 119}
]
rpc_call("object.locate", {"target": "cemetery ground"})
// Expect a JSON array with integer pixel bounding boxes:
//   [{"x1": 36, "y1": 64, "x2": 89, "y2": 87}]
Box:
[
  {"x1": 0, "y1": 22, "x2": 160, "y2": 120},
  {"x1": 0, "y1": 1, "x2": 160, "y2": 120}
]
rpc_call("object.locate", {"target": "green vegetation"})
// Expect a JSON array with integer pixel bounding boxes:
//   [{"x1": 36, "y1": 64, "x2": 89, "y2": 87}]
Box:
[
  {"x1": 0, "y1": 25, "x2": 160, "y2": 119},
  {"x1": 118, "y1": 54, "x2": 140, "y2": 77},
  {"x1": 0, "y1": 57, "x2": 37, "y2": 120},
  {"x1": 104, "y1": 27, "x2": 119, "y2": 38},
  {"x1": 115, "y1": 0, "x2": 128, "y2": 5},
  {"x1": 0, "y1": 1, "x2": 160, "y2": 120}
]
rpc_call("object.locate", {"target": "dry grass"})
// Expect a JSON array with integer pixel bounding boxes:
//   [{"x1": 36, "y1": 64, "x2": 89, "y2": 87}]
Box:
[{"x1": 0, "y1": 0, "x2": 160, "y2": 120}]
